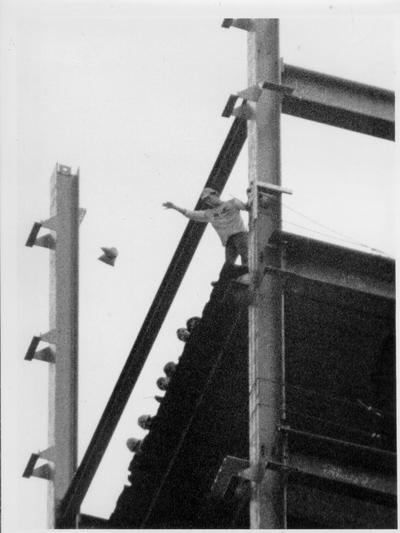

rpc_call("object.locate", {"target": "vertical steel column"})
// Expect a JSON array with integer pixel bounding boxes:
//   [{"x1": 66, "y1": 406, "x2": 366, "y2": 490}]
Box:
[
  {"x1": 48, "y1": 164, "x2": 79, "y2": 528},
  {"x1": 247, "y1": 19, "x2": 283, "y2": 528}
]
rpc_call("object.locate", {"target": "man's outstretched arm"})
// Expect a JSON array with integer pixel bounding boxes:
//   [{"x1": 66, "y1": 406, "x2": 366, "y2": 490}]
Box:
[{"x1": 163, "y1": 202, "x2": 209, "y2": 222}]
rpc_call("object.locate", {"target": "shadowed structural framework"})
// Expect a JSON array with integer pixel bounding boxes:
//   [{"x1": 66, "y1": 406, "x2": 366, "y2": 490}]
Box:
[{"x1": 99, "y1": 232, "x2": 396, "y2": 529}]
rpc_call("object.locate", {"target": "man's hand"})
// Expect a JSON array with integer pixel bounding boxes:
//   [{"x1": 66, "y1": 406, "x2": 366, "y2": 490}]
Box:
[{"x1": 162, "y1": 202, "x2": 190, "y2": 218}]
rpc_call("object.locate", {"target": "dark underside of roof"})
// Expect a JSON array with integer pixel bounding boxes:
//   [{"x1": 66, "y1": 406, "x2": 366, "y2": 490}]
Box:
[{"x1": 106, "y1": 232, "x2": 396, "y2": 529}]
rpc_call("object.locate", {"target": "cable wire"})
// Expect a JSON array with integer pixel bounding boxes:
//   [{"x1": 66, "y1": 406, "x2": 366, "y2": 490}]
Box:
[
  {"x1": 285, "y1": 408, "x2": 386, "y2": 442},
  {"x1": 259, "y1": 193, "x2": 392, "y2": 258},
  {"x1": 287, "y1": 380, "x2": 394, "y2": 419},
  {"x1": 282, "y1": 202, "x2": 390, "y2": 256},
  {"x1": 282, "y1": 219, "x2": 380, "y2": 250},
  {"x1": 257, "y1": 375, "x2": 395, "y2": 420}
]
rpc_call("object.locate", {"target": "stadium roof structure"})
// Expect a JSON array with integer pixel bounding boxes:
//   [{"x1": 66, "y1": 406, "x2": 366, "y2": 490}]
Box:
[{"x1": 105, "y1": 230, "x2": 396, "y2": 529}]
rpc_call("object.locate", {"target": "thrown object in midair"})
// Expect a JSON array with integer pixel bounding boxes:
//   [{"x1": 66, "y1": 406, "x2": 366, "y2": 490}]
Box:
[{"x1": 98, "y1": 247, "x2": 118, "y2": 266}]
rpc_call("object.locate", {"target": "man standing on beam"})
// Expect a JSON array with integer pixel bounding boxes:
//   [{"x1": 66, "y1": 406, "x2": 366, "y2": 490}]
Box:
[{"x1": 163, "y1": 187, "x2": 249, "y2": 280}]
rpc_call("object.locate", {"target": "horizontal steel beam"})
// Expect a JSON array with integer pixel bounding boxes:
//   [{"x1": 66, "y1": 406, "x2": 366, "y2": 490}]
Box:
[
  {"x1": 268, "y1": 453, "x2": 396, "y2": 507},
  {"x1": 264, "y1": 264, "x2": 394, "y2": 301},
  {"x1": 56, "y1": 118, "x2": 247, "y2": 528},
  {"x1": 211, "y1": 455, "x2": 249, "y2": 498},
  {"x1": 281, "y1": 64, "x2": 395, "y2": 140},
  {"x1": 279, "y1": 424, "x2": 396, "y2": 462},
  {"x1": 211, "y1": 450, "x2": 396, "y2": 508},
  {"x1": 266, "y1": 230, "x2": 395, "y2": 310}
]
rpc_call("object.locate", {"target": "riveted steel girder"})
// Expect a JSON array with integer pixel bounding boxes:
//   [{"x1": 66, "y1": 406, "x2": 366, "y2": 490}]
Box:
[{"x1": 281, "y1": 64, "x2": 395, "y2": 140}]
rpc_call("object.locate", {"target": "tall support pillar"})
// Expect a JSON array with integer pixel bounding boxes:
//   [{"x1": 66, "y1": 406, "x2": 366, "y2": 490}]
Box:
[
  {"x1": 247, "y1": 20, "x2": 284, "y2": 528},
  {"x1": 48, "y1": 164, "x2": 80, "y2": 528}
]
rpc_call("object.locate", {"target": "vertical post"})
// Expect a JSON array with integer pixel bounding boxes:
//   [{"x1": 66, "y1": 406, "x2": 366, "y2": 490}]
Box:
[
  {"x1": 247, "y1": 20, "x2": 283, "y2": 528},
  {"x1": 48, "y1": 164, "x2": 79, "y2": 528}
]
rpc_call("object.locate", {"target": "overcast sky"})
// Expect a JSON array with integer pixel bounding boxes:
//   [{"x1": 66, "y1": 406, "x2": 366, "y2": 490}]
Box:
[{"x1": 2, "y1": 0, "x2": 399, "y2": 530}]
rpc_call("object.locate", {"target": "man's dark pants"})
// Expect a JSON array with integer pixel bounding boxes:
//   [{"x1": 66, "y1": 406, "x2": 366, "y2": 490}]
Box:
[
  {"x1": 217, "y1": 232, "x2": 248, "y2": 283},
  {"x1": 225, "y1": 231, "x2": 248, "y2": 266}
]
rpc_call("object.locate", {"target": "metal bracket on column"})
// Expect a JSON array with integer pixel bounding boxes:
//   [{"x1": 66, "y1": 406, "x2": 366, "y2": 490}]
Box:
[
  {"x1": 256, "y1": 181, "x2": 293, "y2": 196},
  {"x1": 24, "y1": 336, "x2": 41, "y2": 360},
  {"x1": 24, "y1": 330, "x2": 56, "y2": 362},
  {"x1": 40, "y1": 329, "x2": 57, "y2": 344},
  {"x1": 26, "y1": 207, "x2": 85, "y2": 248},
  {"x1": 211, "y1": 455, "x2": 267, "y2": 498},
  {"x1": 236, "y1": 85, "x2": 263, "y2": 102},
  {"x1": 25, "y1": 222, "x2": 44, "y2": 247},
  {"x1": 222, "y1": 96, "x2": 254, "y2": 120},
  {"x1": 31, "y1": 346, "x2": 56, "y2": 363},
  {"x1": 238, "y1": 462, "x2": 266, "y2": 483},
  {"x1": 35, "y1": 233, "x2": 56, "y2": 249},
  {"x1": 26, "y1": 221, "x2": 55, "y2": 249},
  {"x1": 40, "y1": 446, "x2": 55, "y2": 462},
  {"x1": 25, "y1": 344, "x2": 55, "y2": 363},
  {"x1": 222, "y1": 81, "x2": 293, "y2": 120},
  {"x1": 237, "y1": 82, "x2": 294, "y2": 102},
  {"x1": 260, "y1": 81, "x2": 294, "y2": 97},
  {"x1": 22, "y1": 448, "x2": 55, "y2": 481},
  {"x1": 221, "y1": 19, "x2": 255, "y2": 31},
  {"x1": 247, "y1": 182, "x2": 293, "y2": 219},
  {"x1": 40, "y1": 215, "x2": 58, "y2": 232},
  {"x1": 39, "y1": 207, "x2": 86, "y2": 232},
  {"x1": 211, "y1": 456, "x2": 249, "y2": 497}
]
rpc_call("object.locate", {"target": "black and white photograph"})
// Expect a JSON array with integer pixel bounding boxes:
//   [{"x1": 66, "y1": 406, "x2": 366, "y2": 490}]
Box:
[{"x1": 1, "y1": 0, "x2": 398, "y2": 529}]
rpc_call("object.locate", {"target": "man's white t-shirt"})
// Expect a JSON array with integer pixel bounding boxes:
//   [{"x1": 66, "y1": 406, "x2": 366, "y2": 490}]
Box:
[{"x1": 184, "y1": 198, "x2": 247, "y2": 246}]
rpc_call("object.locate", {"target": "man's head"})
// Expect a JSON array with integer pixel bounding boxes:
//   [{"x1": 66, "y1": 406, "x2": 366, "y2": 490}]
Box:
[
  {"x1": 186, "y1": 316, "x2": 201, "y2": 332},
  {"x1": 126, "y1": 437, "x2": 142, "y2": 453},
  {"x1": 201, "y1": 187, "x2": 221, "y2": 208},
  {"x1": 177, "y1": 327, "x2": 190, "y2": 342},
  {"x1": 157, "y1": 376, "x2": 170, "y2": 391},
  {"x1": 138, "y1": 414, "x2": 153, "y2": 430},
  {"x1": 163, "y1": 361, "x2": 177, "y2": 377}
]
